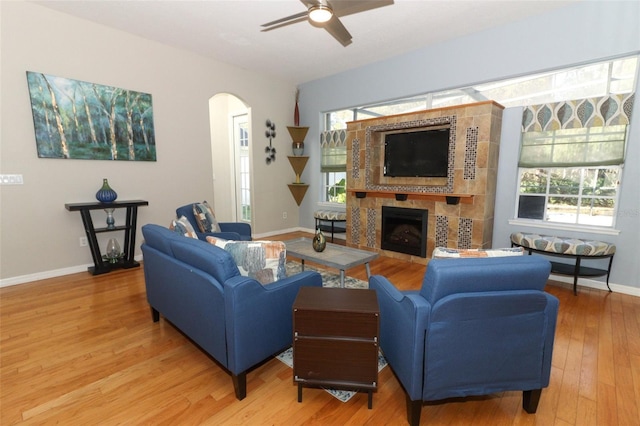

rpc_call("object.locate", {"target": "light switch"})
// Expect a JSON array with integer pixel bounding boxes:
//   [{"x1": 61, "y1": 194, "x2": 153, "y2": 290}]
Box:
[{"x1": 0, "y1": 174, "x2": 24, "y2": 185}]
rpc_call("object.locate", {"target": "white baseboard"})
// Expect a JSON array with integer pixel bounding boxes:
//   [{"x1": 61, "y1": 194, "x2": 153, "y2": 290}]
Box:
[
  {"x1": 0, "y1": 254, "x2": 144, "y2": 288},
  {"x1": 255, "y1": 227, "x2": 347, "y2": 242},
  {"x1": 254, "y1": 227, "x2": 303, "y2": 239},
  {"x1": 547, "y1": 273, "x2": 639, "y2": 297}
]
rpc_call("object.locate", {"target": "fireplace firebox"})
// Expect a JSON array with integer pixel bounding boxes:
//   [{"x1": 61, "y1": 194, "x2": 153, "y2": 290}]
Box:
[{"x1": 381, "y1": 206, "x2": 428, "y2": 258}]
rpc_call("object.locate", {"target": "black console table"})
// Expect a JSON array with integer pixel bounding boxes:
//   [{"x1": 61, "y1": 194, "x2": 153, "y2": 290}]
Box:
[{"x1": 65, "y1": 200, "x2": 148, "y2": 275}]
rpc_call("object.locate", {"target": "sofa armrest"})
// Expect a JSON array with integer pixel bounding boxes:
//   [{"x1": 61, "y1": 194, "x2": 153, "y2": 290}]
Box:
[
  {"x1": 369, "y1": 275, "x2": 431, "y2": 400},
  {"x1": 219, "y1": 222, "x2": 252, "y2": 240},
  {"x1": 222, "y1": 271, "x2": 322, "y2": 374}
]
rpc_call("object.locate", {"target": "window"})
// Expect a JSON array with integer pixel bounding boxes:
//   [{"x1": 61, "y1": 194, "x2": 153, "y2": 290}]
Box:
[
  {"x1": 325, "y1": 56, "x2": 637, "y2": 128},
  {"x1": 233, "y1": 114, "x2": 251, "y2": 223},
  {"x1": 517, "y1": 166, "x2": 621, "y2": 227},
  {"x1": 323, "y1": 172, "x2": 346, "y2": 203},
  {"x1": 321, "y1": 55, "x2": 637, "y2": 224},
  {"x1": 515, "y1": 97, "x2": 631, "y2": 229},
  {"x1": 320, "y1": 130, "x2": 347, "y2": 204}
]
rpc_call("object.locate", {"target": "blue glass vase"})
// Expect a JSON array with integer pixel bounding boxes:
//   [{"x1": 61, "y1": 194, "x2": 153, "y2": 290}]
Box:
[{"x1": 96, "y1": 178, "x2": 117, "y2": 203}]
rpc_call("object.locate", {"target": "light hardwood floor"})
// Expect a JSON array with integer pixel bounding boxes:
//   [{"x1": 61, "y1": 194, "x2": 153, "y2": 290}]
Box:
[{"x1": 1, "y1": 231, "x2": 639, "y2": 425}]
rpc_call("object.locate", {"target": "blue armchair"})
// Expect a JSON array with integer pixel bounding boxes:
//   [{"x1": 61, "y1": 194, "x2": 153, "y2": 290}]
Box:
[
  {"x1": 176, "y1": 203, "x2": 252, "y2": 241},
  {"x1": 369, "y1": 256, "x2": 558, "y2": 426}
]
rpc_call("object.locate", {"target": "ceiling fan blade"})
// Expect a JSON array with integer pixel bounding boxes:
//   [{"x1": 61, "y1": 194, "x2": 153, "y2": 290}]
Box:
[
  {"x1": 322, "y1": 15, "x2": 352, "y2": 47},
  {"x1": 329, "y1": 0, "x2": 394, "y2": 17},
  {"x1": 261, "y1": 10, "x2": 308, "y2": 29},
  {"x1": 261, "y1": 16, "x2": 308, "y2": 32}
]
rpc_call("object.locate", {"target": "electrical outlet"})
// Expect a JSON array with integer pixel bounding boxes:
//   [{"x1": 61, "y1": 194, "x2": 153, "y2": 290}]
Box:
[
  {"x1": 282, "y1": 212, "x2": 287, "y2": 219},
  {"x1": 79, "y1": 237, "x2": 88, "y2": 247}
]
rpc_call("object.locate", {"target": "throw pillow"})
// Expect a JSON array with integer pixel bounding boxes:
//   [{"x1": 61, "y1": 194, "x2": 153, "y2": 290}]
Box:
[
  {"x1": 169, "y1": 215, "x2": 198, "y2": 239},
  {"x1": 193, "y1": 201, "x2": 222, "y2": 233},
  {"x1": 206, "y1": 237, "x2": 287, "y2": 285},
  {"x1": 432, "y1": 247, "x2": 524, "y2": 258}
]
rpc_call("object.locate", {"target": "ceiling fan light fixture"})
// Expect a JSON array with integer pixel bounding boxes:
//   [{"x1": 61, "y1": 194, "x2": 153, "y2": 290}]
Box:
[{"x1": 308, "y1": 5, "x2": 333, "y2": 23}]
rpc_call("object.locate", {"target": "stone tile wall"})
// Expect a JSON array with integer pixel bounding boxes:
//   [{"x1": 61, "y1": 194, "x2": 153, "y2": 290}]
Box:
[{"x1": 346, "y1": 101, "x2": 504, "y2": 264}]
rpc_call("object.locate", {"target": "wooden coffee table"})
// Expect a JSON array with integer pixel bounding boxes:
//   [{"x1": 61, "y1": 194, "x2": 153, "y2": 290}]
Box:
[{"x1": 284, "y1": 237, "x2": 379, "y2": 288}]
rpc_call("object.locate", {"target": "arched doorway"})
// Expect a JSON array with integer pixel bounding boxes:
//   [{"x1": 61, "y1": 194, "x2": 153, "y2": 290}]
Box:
[{"x1": 209, "y1": 93, "x2": 252, "y2": 224}]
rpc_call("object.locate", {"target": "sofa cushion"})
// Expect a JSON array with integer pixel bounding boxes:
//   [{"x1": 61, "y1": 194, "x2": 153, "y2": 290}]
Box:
[
  {"x1": 193, "y1": 201, "x2": 222, "y2": 233},
  {"x1": 207, "y1": 237, "x2": 287, "y2": 285},
  {"x1": 314, "y1": 210, "x2": 347, "y2": 221},
  {"x1": 142, "y1": 224, "x2": 180, "y2": 256},
  {"x1": 432, "y1": 247, "x2": 524, "y2": 258},
  {"x1": 510, "y1": 231, "x2": 616, "y2": 256},
  {"x1": 169, "y1": 215, "x2": 198, "y2": 239},
  {"x1": 170, "y1": 237, "x2": 240, "y2": 284}
]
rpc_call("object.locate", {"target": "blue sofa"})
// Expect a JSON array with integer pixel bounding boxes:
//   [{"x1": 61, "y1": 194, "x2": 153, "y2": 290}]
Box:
[
  {"x1": 176, "y1": 203, "x2": 252, "y2": 241},
  {"x1": 141, "y1": 224, "x2": 322, "y2": 399},
  {"x1": 369, "y1": 256, "x2": 558, "y2": 426}
]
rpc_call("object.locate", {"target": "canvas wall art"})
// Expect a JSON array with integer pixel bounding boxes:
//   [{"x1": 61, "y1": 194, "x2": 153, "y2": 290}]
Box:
[{"x1": 26, "y1": 71, "x2": 156, "y2": 161}]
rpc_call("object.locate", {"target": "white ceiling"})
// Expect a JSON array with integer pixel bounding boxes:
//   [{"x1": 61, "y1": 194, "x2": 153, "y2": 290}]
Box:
[{"x1": 34, "y1": 0, "x2": 577, "y2": 85}]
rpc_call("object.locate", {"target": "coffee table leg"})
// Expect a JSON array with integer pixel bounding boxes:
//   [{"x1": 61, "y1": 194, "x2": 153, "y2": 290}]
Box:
[
  {"x1": 365, "y1": 263, "x2": 372, "y2": 278},
  {"x1": 340, "y1": 270, "x2": 345, "y2": 288},
  {"x1": 301, "y1": 259, "x2": 305, "y2": 272}
]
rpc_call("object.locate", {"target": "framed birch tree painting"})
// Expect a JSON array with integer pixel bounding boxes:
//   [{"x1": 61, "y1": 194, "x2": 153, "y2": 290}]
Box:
[{"x1": 26, "y1": 71, "x2": 156, "y2": 161}]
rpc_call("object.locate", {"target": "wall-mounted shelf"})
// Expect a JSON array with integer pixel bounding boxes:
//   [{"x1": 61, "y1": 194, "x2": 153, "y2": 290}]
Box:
[
  {"x1": 288, "y1": 156, "x2": 310, "y2": 205},
  {"x1": 288, "y1": 184, "x2": 309, "y2": 206},
  {"x1": 288, "y1": 156, "x2": 309, "y2": 183},
  {"x1": 347, "y1": 190, "x2": 473, "y2": 205}
]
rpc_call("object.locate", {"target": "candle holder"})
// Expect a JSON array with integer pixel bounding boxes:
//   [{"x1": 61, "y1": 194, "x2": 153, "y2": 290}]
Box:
[
  {"x1": 103, "y1": 238, "x2": 123, "y2": 264},
  {"x1": 105, "y1": 208, "x2": 116, "y2": 229}
]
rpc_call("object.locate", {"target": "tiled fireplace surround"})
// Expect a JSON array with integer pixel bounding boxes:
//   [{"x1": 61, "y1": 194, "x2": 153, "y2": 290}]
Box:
[{"x1": 346, "y1": 101, "x2": 504, "y2": 264}]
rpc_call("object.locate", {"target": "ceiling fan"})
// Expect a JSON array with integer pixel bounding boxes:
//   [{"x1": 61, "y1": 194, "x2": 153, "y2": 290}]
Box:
[{"x1": 261, "y1": 0, "x2": 394, "y2": 47}]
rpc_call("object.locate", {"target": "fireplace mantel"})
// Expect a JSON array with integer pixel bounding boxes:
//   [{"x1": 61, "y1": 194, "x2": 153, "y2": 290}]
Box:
[{"x1": 347, "y1": 190, "x2": 473, "y2": 205}]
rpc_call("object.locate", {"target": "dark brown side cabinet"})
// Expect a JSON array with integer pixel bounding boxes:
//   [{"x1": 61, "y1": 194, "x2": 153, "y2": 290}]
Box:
[{"x1": 292, "y1": 286, "x2": 379, "y2": 408}]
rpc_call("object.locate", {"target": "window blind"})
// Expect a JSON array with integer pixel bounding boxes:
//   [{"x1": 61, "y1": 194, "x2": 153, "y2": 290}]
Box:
[
  {"x1": 320, "y1": 130, "x2": 347, "y2": 172},
  {"x1": 518, "y1": 125, "x2": 627, "y2": 168},
  {"x1": 519, "y1": 94, "x2": 633, "y2": 168}
]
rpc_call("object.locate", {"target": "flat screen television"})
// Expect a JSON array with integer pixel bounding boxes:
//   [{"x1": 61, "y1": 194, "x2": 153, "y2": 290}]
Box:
[{"x1": 383, "y1": 127, "x2": 450, "y2": 178}]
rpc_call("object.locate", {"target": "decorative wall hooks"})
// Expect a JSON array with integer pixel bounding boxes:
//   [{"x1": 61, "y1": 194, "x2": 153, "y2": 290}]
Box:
[{"x1": 265, "y1": 119, "x2": 276, "y2": 164}]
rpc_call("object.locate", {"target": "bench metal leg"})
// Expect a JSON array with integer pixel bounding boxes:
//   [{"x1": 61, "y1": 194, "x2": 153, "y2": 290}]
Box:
[
  {"x1": 573, "y1": 257, "x2": 581, "y2": 296},
  {"x1": 605, "y1": 255, "x2": 613, "y2": 292}
]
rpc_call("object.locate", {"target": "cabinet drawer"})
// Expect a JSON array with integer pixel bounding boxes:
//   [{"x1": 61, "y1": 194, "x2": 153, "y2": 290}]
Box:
[
  {"x1": 294, "y1": 309, "x2": 378, "y2": 339},
  {"x1": 294, "y1": 338, "x2": 378, "y2": 387}
]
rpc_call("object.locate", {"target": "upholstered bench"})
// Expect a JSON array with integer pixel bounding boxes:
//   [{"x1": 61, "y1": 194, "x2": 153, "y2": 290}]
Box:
[
  {"x1": 510, "y1": 231, "x2": 615, "y2": 295},
  {"x1": 314, "y1": 210, "x2": 347, "y2": 242}
]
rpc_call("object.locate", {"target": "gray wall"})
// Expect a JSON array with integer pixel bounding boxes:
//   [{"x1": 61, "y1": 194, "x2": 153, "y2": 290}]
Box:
[{"x1": 298, "y1": 1, "x2": 640, "y2": 293}]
